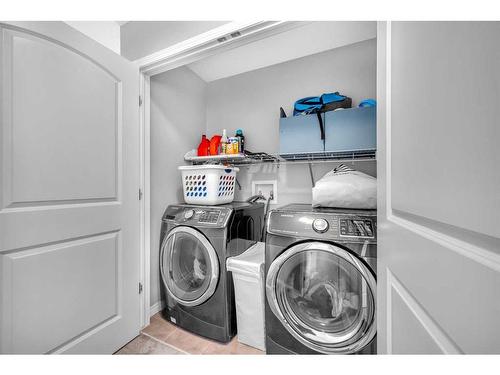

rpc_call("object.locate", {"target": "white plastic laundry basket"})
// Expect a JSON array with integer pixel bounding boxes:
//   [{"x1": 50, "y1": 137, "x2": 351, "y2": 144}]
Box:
[{"x1": 178, "y1": 165, "x2": 239, "y2": 205}]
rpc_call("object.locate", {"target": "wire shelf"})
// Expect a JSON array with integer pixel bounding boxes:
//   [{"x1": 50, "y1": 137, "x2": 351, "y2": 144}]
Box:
[{"x1": 184, "y1": 149, "x2": 376, "y2": 166}]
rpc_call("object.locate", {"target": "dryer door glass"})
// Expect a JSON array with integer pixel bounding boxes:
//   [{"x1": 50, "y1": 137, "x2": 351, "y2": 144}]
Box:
[
  {"x1": 161, "y1": 227, "x2": 219, "y2": 306},
  {"x1": 266, "y1": 242, "x2": 376, "y2": 354}
]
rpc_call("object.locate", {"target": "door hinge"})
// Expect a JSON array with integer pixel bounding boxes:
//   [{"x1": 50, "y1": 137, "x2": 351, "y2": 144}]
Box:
[
  {"x1": 139, "y1": 95, "x2": 143, "y2": 106},
  {"x1": 139, "y1": 282, "x2": 143, "y2": 294},
  {"x1": 139, "y1": 188, "x2": 143, "y2": 200}
]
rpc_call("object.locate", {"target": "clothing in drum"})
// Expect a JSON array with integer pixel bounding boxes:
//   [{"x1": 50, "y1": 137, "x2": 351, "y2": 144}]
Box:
[
  {"x1": 280, "y1": 251, "x2": 363, "y2": 331},
  {"x1": 266, "y1": 242, "x2": 376, "y2": 354},
  {"x1": 160, "y1": 226, "x2": 219, "y2": 307}
]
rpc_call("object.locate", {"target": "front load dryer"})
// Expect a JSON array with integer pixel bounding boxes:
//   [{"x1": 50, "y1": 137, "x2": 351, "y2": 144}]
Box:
[
  {"x1": 265, "y1": 204, "x2": 377, "y2": 354},
  {"x1": 159, "y1": 202, "x2": 264, "y2": 343}
]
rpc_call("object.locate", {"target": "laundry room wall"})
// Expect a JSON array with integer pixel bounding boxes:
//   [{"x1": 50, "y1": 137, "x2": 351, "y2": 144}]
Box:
[
  {"x1": 150, "y1": 37, "x2": 377, "y2": 310},
  {"x1": 205, "y1": 38, "x2": 377, "y2": 206},
  {"x1": 150, "y1": 66, "x2": 208, "y2": 309},
  {"x1": 65, "y1": 21, "x2": 121, "y2": 54},
  {"x1": 120, "y1": 21, "x2": 229, "y2": 61},
  {"x1": 233, "y1": 161, "x2": 376, "y2": 208}
]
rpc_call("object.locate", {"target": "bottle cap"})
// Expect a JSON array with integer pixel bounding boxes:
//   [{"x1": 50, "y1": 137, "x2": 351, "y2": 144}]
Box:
[{"x1": 236, "y1": 129, "x2": 243, "y2": 135}]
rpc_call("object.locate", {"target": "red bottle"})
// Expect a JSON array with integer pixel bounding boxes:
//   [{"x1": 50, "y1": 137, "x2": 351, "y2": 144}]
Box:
[
  {"x1": 197, "y1": 134, "x2": 210, "y2": 156},
  {"x1": 209, "y1": 135, "x2": 222, "y2": 155}
]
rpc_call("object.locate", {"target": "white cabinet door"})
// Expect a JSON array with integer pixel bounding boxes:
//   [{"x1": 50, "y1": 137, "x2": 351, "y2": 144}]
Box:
[
  {"x1": 377, "y1": 22, "x2": 500, "y2": 354},
  {"x1": 0, "y1": 22, "x2": 140, "y2": 354}
]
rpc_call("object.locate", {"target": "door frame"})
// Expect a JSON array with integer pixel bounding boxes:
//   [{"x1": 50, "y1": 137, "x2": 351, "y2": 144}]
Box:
[{"x1": 136, "y1": 21, "x2": 308, "y2": 326}]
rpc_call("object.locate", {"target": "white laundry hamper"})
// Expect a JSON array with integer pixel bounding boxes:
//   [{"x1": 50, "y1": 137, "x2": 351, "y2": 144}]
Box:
[
  {"x1": 178, "y1": 165, "x2": 239, "y2": 205},
  {"x1": 226, "y1": 242, "x2": 266, "y2": 351}
]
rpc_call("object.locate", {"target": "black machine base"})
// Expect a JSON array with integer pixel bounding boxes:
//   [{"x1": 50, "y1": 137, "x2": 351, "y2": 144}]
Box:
[
  {"x1": 162, "y1": 307, "x2": 234, "y2": 344},
  {"x1": 265, "y1": 335, "x2": 377, "y2": 355}
]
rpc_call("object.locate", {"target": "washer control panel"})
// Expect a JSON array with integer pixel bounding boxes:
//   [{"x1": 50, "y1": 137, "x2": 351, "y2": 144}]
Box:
[
  {"x1": 312, "y1": 218, "x2": 329, "y2": 233},
  {"x1": 339, "y1": 218, "x2": 374, "y2": 238},
  {"x1": 163, "y1": 205, "x2": 231, "y2": 227},
  {"x1": 198, "y1": 209, "x2": 221, "y2": 224},
  {"x1": 184, "y1": 209, "x2": 195, "y2": 220},
  {"x1": 267, "y1": 206, "x2": 376, "y2": 243}
]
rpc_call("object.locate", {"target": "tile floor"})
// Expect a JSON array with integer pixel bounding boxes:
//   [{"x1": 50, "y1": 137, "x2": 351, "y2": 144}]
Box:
[{"x1": 115, "y1": 313, "x2": 264, "y2": 355}]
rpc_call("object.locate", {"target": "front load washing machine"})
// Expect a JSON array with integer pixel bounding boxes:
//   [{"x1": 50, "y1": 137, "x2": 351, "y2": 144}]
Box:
[
  {"x1": 159, "y1": 201, "x2": 264, "y2": 343},
  {"x1": 265, "y1": 204, "x2": 377, "y2": 354}
]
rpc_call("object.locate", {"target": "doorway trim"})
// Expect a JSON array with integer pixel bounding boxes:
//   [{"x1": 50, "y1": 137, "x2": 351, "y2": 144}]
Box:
[{"x1": 136, "y1": 21, "x2": 307, "y2": 327}]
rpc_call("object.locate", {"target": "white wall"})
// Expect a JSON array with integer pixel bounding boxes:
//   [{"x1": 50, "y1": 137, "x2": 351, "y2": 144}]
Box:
[
  {"x1": 189, "y1": 21, "x2": 376, "y2": 82},
  {"x1": 150, "y1": 66, "x2": 207, "y2": 307},
  {"x1": 65, "y1": 21, "x2": 120, "y2": 54},
  {"x1": 120, "y1": 21, "x2": 228, "y2": 61},
  {"x1": 149, "y1": 37, "x2": 377, "y2": 308},
  {"x1": 205, "y1": 38, "x2": 377, "y2": 206},
  {"x1": 206, "y1": 38, "x2": 376, "y2": 154}
]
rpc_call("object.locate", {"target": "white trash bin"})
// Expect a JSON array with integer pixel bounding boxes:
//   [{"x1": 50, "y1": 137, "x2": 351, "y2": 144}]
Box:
[{"x1": 226, "y1": 242, "x2": 266, "y2": 351}]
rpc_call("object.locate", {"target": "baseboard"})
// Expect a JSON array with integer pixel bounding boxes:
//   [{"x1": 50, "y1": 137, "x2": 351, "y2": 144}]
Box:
[{"x1": 149, "y1": 300, "x2": 165, "y2": 317}]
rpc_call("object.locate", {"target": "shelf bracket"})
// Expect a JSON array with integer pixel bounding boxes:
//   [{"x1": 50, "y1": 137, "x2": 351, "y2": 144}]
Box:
[
  {"x1": 308, "y1": 162, "x2": 315, "y2": 187},
  {"x1": 236, "y1": 178, "x2": 242, "y2": 190}
]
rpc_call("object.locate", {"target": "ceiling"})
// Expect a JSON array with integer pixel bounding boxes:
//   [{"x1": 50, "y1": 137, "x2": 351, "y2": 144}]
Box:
[
  {"x1": 120, "y1": 21, "x2": 229, "y2": 61},
  {"x1": 187, "y1": 21, "x2": 377, "y2": 82}
]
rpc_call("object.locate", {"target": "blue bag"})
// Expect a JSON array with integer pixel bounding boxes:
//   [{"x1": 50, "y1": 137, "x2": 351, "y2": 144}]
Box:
[
  {"x1": 293, "y1": 92, "x2": 350, "y2": 116},
  {"x1": 293, "y1": 92, "x2": 352, "y2": 140},
  {"x1": 359, "y1": 98, "x2": 377, "y2": 108}
]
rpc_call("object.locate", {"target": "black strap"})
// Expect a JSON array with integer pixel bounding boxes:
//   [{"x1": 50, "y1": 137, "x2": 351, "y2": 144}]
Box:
[{"x1": 316, "y1": 112, "x2": 325, "y2": 140}]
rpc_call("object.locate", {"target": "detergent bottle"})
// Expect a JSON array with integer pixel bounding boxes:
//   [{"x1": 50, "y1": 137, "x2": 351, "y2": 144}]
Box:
[
  {"x1": 209, "y1": 134, "x2": 222, "y2": 155},
  {"x1": 197, "y1": 134, "x2": 210, "y2": 156},
  {"x1": 235, "y1": 129, "x2": 245, "y2": 154}
]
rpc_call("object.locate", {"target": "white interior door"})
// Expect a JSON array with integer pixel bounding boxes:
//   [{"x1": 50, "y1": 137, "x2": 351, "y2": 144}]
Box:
[
  {"x1": 0, "y1": 22, "x2": 141, "y2": 354},
  {"x1": 377, "y1": 22, "x2": 500, "y2": 354}
]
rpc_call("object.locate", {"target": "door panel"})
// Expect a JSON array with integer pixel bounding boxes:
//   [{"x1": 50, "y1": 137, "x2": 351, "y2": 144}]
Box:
[
  {"x1": 377, "y1": 22, "x2": 500, "y2": 354},
  {"x1": 4, "y1": 29, "x2": 118, "y2": 205},
  {"x1": 390, "y1": 281, "x2": 444, "y2": 354},
  {"x1": 0, "y1": 22, "x2": 140, "y2": 354},
  {"x1": 2, "y1": 232, "x2": 119, "y2": 354},
  {"x1": 390, "y1": 22, "x2": 500, "y2": 239},
  {"x1": 383, "y1": 218, "x2": 500, "y2": 354}
]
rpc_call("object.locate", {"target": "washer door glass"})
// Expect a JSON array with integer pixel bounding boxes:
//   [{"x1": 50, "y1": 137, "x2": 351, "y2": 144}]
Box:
[
  {"x1": 266, "y1": 242, "x2": 376, "y2": 354},
  {"x1": 161, "y1": 227, "x2": 219, "y2": 306}
]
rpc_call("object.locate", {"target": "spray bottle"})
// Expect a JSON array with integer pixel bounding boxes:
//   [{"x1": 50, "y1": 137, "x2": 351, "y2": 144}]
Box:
[
  {"x1": 235, "y1": 129, "x2": 245, "y2": 154},
  {"x1": 221, "y1": 129, "x2": 228, "y2": 154}
]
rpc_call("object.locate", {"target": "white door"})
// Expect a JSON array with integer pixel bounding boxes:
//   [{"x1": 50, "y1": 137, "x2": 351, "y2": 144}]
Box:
[
  {"x1": 377, "y1": 22, "x2": 500, "y2": 354},
  {"x1": 0, "y1": 22, "x2": 140, "y2": 354}
]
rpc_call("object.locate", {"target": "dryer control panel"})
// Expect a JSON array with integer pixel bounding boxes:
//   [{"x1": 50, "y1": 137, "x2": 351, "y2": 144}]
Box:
[
  {"x1": 267, "y1": 204, "x2": 376, "y2": 244},
  {"x1": 163, "y1": 205, "x2": 231, "y2": 228},
  {"x1": 339, "y1": 218, "x2": 374, "y2": 238},
  {"x1": 197, "y1": 209, "x2": 221, "y2": 224}
]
